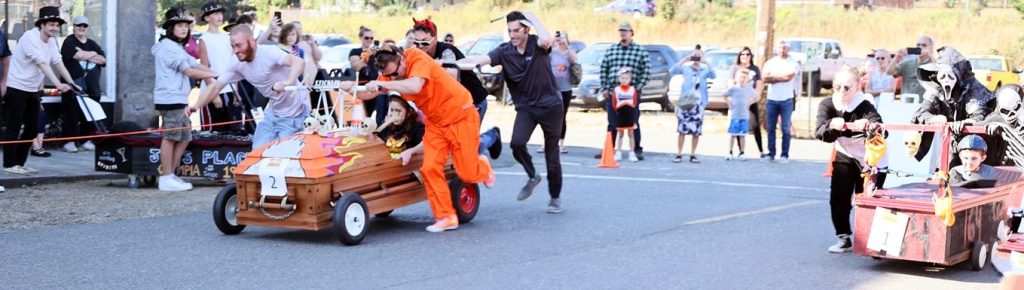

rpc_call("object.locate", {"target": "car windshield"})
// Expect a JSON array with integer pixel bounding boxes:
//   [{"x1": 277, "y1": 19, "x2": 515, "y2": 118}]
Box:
[
  {"x1": 321, "y1": 37, "x2": 350, "y2": 47},
  {"x1": 969, "y1": 58, "x2": 1004, "y2": 71},
  {"x1": 786, "y1": 41, "x2": 824, "y2": 56},
  {"x1": 467, "y1": 38, "x2": 502, "y2": 57},
  {"x1": 705, "y1": 52, "x2": 738, "y2": 72},
  {"x1": 577, "y1": 45, "x2": 609, "y2": 66}
]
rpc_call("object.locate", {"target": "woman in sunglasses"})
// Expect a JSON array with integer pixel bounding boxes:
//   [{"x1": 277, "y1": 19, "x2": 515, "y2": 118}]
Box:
[
  {"x1": 340, "y1": 45, "x2": 496, "y2": 233},
  {"x1": 813, "y1": 65, "x2": 883, "y2": 254}
]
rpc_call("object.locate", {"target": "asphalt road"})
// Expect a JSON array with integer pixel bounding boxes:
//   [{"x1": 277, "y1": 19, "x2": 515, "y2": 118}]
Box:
[{"x1": 0, "y1": 146, "x2": 1002, "y2": 289}]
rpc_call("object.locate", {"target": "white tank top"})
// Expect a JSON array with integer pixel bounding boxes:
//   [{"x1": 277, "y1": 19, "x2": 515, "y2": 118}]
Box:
[
  {"x1": 614, "y1": 85, "x2": 636, "y2": 108},
  {"x1": 199, "y1": 32, "x2": 236, "y2": 95}
]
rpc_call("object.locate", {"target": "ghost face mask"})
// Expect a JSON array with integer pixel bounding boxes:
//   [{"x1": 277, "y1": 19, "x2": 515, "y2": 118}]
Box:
[{"x1": 935, "y1": 65, "x2": 958, "y2": 102}]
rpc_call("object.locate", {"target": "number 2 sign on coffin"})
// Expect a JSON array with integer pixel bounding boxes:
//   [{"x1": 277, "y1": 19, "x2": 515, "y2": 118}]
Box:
[{"x1": 259, "y1": 158, "x2": 291, "y2": 197}]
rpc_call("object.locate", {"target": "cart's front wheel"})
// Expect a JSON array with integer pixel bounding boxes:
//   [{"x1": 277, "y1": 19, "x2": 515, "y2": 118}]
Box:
[
  {"x1": 213, "y1": 184, "x2": 246, "y2": 235},
  {"x1": 333, "y1": 193, "x2": 369, "y2": 246},
  {"x1": 449, "y1": 179, "x2": 480, "y2": 224},
  {"x1": 970, "y1": 241, "x2": 990, "y2": 271}
]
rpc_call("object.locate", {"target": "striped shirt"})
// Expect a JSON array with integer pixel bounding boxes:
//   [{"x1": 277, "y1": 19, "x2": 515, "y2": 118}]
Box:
[{"x1": 599, "y1": 42, "x2": 650, "y2": 92}]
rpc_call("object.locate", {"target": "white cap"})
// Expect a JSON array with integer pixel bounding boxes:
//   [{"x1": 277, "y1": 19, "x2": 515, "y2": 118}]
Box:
[{"x1": 73, "y1": 16, "x2": 89, "y2": 26}]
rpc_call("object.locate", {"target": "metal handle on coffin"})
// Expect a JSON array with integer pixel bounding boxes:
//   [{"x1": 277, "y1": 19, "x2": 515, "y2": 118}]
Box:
[{"x1": 249, "y1": 195, "x2": 297, "y2": 220}]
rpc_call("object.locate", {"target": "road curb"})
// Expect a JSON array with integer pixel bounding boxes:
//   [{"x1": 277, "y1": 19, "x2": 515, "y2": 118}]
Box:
[{"x1": 1, "y1": 173, "x2": 124, "y2": 188}]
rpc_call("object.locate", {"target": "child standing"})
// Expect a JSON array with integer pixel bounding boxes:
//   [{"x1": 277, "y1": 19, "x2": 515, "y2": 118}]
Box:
[
  {"x1": 724, "y1": 69, "x2": 756, "y2": 160},
  {"x1": 612, "y1": 67, "x2": 639, "y2": 162}
]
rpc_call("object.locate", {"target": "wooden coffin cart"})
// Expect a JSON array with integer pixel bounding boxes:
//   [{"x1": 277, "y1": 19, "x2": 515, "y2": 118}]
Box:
[
  {"x1": 211, "y1": 133, "x2": 480, "y2": 245},
  {"x1": 853, "y1": 124, "x2": 1024, "y2": 270}
]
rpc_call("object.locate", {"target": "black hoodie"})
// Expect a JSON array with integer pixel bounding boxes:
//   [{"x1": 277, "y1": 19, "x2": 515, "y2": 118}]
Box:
[{"x1": 815, "y1": 92, "x2": 883, "y2": 169}]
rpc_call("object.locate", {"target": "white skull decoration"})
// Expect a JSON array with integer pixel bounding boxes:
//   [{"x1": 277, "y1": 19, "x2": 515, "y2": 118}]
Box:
[
  {"x1": 359, "y1": 117, "x2": 377, "y2": 135},
  {"x1": 904, "y1": 131, "x2": 922, "y2": 157},
  {"x1": 936, "y1": 65, "x2": 957, "y2": 102},
  {"x1": 302, "y1": 115, "x2": 320, "y2": 134},
  {"x1": 316, "y1": 114, "x2": 336, "y2": 136},
  {"x1": 996, "y1": 88, "x2": 1023, "y2": 126}
]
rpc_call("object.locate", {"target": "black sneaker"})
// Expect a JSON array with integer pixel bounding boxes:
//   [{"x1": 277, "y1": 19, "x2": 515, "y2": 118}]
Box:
[
  {"x1": 635, "y1": 151, "x2": 644, "y2": 161},
  {"x1": 517, "y1": 175, "x2": 542, "y2": 201},
  {"x1": 30, "y1": 148, "x2": 51, "y2": 157},
  {"x1": 487, "y1": 127, "x2": 502, "y2": 160},
  {"x1": 828, "y1": 234, "x2": 853, "y2": 253}
]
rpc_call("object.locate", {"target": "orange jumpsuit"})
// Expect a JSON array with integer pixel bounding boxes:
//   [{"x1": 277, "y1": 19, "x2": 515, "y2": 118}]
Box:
[{"x1": 381, "y1": 48, "x2": 493, "y2": 220}]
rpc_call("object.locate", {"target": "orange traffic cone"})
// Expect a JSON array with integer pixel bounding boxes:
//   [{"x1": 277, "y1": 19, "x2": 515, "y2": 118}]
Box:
[
  {"x1": 822, "y1": 148, "x2": 836, "y2": 177},
  {"x1": 597, "y1": 132, "x2": 620, "y2": 168}
]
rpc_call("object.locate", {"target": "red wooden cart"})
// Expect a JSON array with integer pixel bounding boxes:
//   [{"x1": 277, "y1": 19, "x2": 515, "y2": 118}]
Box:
[{"x1": 853, "y1": 124, "x2": 1024, "y2": 270}]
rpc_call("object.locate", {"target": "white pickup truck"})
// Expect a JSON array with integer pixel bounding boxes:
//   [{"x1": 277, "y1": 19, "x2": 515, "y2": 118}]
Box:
[{"x1": 780, "y1": 38, "x2": 863, "y2": 96}]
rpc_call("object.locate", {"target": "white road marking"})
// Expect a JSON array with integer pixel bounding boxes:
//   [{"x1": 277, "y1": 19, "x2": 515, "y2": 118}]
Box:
[
  {"x1": 493, "y1": 171, "x2": 824, "y2": 192},
  {"x1": 680, "y1": 200, "x2": 823, "y2": 226}
]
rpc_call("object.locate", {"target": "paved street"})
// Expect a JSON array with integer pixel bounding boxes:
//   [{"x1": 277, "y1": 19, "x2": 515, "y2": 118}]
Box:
[
  {"x1": 0, "y1": 141, "x2": 1002, "y2": 289},
  {"x1": 0, "y1": 102, "x2": 1004, "y2": 289}
]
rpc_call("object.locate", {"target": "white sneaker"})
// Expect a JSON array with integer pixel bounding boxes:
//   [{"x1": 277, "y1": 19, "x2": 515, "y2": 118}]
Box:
[
  {"x1": 158, "y1": 175, "x2": 191, "y2": 191},
  {"x1": 726, "y1": 153, "x2": 735, "y2": 161},
  {"x1": 628, "y1": 151, "x2": 639, "y2": 162},
  {"x1": 20, "y1": 165, "x2": 39, "y2": 173},
  {"x1": 613, "y1": 150, "x2": 622, "y2": 161},
  {"x1": 80, "y1": 141, "x2": 96, "y2": 151},
  {"x1": 0, "y1": 185, "x2": 5, "y2": 192},
  {"x1": 828, "y1": 234, "x2": 853, "y2": 253},
  {"x1": 63, "y1": 142, "x2": 79, "y2": 153},
  {"x1": 3, "y1": 166, "x2": 32, "y2": 175},
  {"x1": 738, "y1": 153, "x2": 747, "y2": 161},
  {"x1": 777, "y1": 157, "x2": 790, "y2": 164},
  {"x1": 173, "y1": 175, "x2": 193, "y2": 190}
]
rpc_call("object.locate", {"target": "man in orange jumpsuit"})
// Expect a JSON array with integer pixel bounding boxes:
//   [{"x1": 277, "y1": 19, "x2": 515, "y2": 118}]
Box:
[{"x1": 341, "y1": 44, "x2": 495, "y2": 233}]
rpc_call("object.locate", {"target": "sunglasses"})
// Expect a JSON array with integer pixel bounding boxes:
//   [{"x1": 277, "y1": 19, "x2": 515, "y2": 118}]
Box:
[
  {"x1": 363, "y1": 36, "x2": 374, "y2": 41},
  {"x1": 75, "y1": 24, "x2": 88, "y2": 28},
  {"x1": 413, "y1": 38, "x2": 433, "y2": 47},
  {"x1": 740, "y1": 53, "x2": 751, "y2": 56},
  {"x1": 834, "y1": 85, "x2": 855, "y2": 92},
  {"x1": 507, "y1": 27, "x2": 525, "y2": 34}
]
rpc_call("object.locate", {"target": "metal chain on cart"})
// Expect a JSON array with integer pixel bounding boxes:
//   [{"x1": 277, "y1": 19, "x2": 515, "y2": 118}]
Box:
[{"x1": 257, "y1": 195, "x2": 297, "y2": 221}]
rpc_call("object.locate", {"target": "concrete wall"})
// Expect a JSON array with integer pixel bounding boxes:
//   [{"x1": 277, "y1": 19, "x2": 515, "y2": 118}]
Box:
[{"x1": 114, "y1": 0, "x2": 155, "y2": 127}]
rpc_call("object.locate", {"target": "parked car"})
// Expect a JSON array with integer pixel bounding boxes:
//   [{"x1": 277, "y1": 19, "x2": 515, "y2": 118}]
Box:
[
  {"x1": 595, "y1": 0, "x2": 656, "y2": 17},
  {"x1": 317, "y1": 35, "x2": 351, "y2": 48},
  {"x1": 571, "y1": 43, "x2": 678, "y2": 111},
  {"x1": 667, "y1": 49, "x2": 739, "y2": 112},
  {"x1": 779, "y1": 37, "x2": 862, "y2": 96},
  {"x1": 320, "y1": 44, "x2": 359, "y2": 80},
  {"x1": 968, "y1": 55, "x2": 1021, "y2": 91},
  {"x1": 465, "y1": 35, "x2": 506, "y2": 97},
  {"x1": 569, "y1": 40, "x2": 586, "y2": 53}
]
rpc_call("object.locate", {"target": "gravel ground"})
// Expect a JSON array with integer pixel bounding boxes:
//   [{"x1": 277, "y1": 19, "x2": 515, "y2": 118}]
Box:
[{"x1": 0, "y1": 179, "x2": 225, "y2": 233}]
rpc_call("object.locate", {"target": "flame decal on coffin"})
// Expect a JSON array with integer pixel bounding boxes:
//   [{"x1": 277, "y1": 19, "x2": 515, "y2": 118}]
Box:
[{"x1": 334, "y1": 152, "x2": 365, "y2": 174}]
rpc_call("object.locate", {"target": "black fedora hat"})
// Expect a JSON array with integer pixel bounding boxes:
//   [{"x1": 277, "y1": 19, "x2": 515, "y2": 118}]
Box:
[
  {"x1": 161, "y1": 6, "x2": 193, "y2": 30},
  {"x1": 200, "y1": 1, "x2": 225, "y2": 20},
  {"x1": 34, "y1": 6, "x2": 65, "y2": 27},
  {"x1": 223, "y1": 14, "x2": 253, "y2": 33}
]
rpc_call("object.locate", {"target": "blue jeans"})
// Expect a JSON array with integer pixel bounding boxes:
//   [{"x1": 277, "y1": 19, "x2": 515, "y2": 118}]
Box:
[
  {"x1": 478, "y1": 127, "x2": 499, "y2": 155},
  {"x1": 476, "y1": 100, "x2": 488, "y2": 121},
  {"x1": 765, "y1": 99, "x2": 793, "y2": 159},
  {"x1": 253, "y1": 108, "x2": 308, "y2": 149}
]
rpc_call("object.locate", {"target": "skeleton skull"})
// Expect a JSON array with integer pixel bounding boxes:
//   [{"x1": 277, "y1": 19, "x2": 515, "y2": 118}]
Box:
[
  {"x1": 904, "y1": 131, "x2": 923, "y2": 157},
  {"x1": 935, "y1": 65, "x2": 957, "y2": 102},
  {"x1": 316, "y1": 114, "x2": 336, "y2": 136},
  {"x1": 996, "y1": 86, "x2": 1023, "y2": 126}
]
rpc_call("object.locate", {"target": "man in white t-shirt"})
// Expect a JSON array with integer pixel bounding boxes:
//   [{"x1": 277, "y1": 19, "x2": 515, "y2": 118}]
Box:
[
  {"x1": 198, "y1": 1, "x2": 243, "y2": 133},
  {"x1": 762, "y1": 40, "x2": 802, "y2": 163},
  {"x1": 195, "y1": 24, "x2": 309, "y2": 149}
]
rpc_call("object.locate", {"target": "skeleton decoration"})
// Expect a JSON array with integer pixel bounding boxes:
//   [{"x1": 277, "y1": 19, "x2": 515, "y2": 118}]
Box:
[
  {"x1": 357, "y1": 117, "x2": 377, "y2": 136},
  {"x1": 302, "y1": 115, "x2": 320, "y2": 134},
  {"x1": 985, "y1": 85, "x2": 1024, "y2": 168},
  {"x1": 904, "y1": 131, "x2": 923, "y2": 157}
]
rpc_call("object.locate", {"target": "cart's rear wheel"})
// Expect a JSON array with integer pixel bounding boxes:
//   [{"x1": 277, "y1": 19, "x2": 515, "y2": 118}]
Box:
[
  {"x1": 970, "y1": 241, "x2": 990, "y2": 271},
  {"x1": 449, "y1": 179, "x2": 480, "y2": 224},
  {"x1": 374, "y1": 210, "x2": 394, "y2": 218},
  {"x1": 213, "y1": 184, "x2": 246, "y2": 235},
  {"x1": 333, "y1": 193, "x2": 369, "y2": 246}
]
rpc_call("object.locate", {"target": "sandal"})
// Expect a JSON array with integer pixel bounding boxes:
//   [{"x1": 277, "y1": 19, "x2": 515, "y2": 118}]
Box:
[
  {"x1": 673, "y1": 155, "x2": 683, "y2": 163},
  {"x1": 30, "y1": 148, "x2": 52, "y2": 157},
  {"x1": 689, "y1": 155, "x2": 700, "y2": 163}
]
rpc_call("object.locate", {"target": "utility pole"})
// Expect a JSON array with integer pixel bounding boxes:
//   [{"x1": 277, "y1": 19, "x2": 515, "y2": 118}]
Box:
[{"x1": 754, "y1": 0, "x2": 775, "y2": 69}]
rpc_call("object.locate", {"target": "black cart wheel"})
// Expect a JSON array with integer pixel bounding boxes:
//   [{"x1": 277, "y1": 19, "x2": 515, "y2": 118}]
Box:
[
  {"x1": 449, "y1": 179, "x2": 480, "y2": 224},
  {"x1": 213, "y1": 183, "x2": 246, "y2": 235},
  {"x1": 332, "y1": 193, "x2": 369, "y2": 246},
  {"x1": 970, "y1": 241, "x2": 990, "y2": 271},
  {"x1": 374, "y1": 210, "x2": 394, "y2": 218}
]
